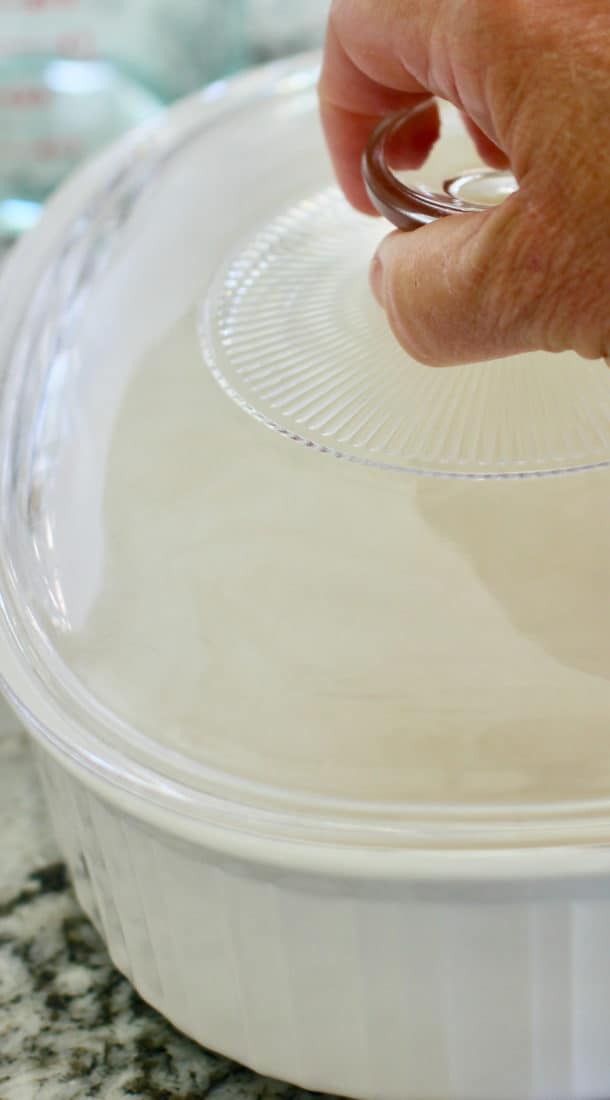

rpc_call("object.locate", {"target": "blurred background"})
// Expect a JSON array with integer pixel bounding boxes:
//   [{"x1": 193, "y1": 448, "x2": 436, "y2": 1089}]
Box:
[{"x1": 0, "y1": 0, "x2": 330, "y2": 253}]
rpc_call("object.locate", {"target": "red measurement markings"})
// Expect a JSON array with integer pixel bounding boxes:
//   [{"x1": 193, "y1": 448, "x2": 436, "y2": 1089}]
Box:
[
  {"x1": 0, "y1": 85, "x2": 52, "y2": 106},
  {"x1": 21, "y1": 0, "x2": 79, "y2": 9},
  {"x1": 0, "y1": 32, "x2": 97, "y2": 56},
  {"x1": 33, "y1": 136, "x2": 82, "y2": 159},
  {"x1": 56, "y1": 30, "x2": 97, "y2": 55},
  {"x1": 1, "y1": 137, "x2": 83, "y2": 159}
]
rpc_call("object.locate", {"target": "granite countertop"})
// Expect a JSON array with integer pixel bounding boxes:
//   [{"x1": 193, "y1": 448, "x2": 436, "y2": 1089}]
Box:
[{"x1": 0, "y1": 725, "x2": 332, "y2": 1100}]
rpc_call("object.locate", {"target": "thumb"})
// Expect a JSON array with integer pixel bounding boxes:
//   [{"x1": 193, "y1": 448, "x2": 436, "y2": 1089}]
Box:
[{"x1": 370, "y1": 197, "x2": 557, "y2": 367}]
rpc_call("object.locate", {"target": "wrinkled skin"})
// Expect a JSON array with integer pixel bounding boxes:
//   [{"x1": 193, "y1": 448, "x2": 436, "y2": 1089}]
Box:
[{"x1": 318, "y1": 0, "x2": 610, "y2": 365}]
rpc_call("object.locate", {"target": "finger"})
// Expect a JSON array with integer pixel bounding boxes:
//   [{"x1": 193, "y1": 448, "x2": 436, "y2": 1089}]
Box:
[
  {"x1": 370, "y1": 196, "x2": 558, "y2": 365},
  {"x1": 319, "y1": 14, "x2": 431, "y2": 212},
  {"x1": 320, "y1": 0, "x2": 513, "y2": 206},
  {"x1": 461, "y1": 113, "x2": 510, "y2": 170},
  {"x1": 384, "y1": 100, "x2": 441, "y2": 170}
]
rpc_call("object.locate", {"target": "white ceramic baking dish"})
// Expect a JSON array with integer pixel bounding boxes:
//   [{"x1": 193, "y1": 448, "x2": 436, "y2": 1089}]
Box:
[{"x1": 4, "y1": 55, "x2": 610, "y2": 1100}]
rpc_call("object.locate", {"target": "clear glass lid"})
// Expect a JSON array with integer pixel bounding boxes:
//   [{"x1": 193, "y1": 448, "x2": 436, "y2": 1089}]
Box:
[{"x1": 3, "y1": 55, "x2": 610, "y2": 851}]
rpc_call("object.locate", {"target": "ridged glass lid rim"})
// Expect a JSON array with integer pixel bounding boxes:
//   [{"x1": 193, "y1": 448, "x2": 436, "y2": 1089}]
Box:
[
  {"x1": 199, "y1": 99, "x2": 610, "y2": 480},
  {"x1": 8, "y1": 607, "x2": 610, "y2": 855},
  {"x1": 3, "y1": 55, "x2": 610, "y2": 855}
]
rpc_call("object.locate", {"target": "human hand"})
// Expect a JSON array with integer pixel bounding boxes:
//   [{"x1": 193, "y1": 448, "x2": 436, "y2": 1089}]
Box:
[{"x1": 319, "y1": 0, "x2": 610, "y2": 365}]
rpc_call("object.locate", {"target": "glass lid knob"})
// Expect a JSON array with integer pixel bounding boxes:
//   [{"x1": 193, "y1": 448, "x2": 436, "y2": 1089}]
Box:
[{"x1": 363, "y1": 97, "x2": 518, "y2": 230}]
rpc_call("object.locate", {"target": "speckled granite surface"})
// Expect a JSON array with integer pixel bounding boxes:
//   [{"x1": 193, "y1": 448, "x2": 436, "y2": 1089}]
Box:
[{"x1": 0, "y1": 727, "x2": 332, "y2": 1100}]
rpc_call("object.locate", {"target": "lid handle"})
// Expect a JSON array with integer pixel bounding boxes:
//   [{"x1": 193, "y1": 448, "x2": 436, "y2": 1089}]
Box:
[{"x1": 362, "y1": 98, "x2": 518, "y2": 230}]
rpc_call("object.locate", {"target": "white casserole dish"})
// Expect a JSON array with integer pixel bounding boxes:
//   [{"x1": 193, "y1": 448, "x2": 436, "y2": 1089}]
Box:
[{"x1": 4, "y1": 54, "x2": 610, "y2": 1100}]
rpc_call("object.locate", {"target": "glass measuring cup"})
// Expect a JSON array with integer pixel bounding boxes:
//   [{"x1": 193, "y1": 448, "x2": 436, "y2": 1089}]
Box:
[
  {"x1": 0, "y1": 0, "x2": 245, "y2": 249},
  {"x1": 243, "y1": 0, "x2": 329, "y2": 63}
]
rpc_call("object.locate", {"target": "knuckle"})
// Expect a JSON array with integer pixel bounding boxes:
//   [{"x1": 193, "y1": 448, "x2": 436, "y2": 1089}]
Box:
[{"x1": 467, "y1": 199, "x2": 542, "y2": 348}]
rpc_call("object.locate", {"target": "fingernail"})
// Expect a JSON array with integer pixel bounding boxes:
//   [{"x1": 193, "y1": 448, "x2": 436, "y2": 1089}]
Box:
[{"x1": 370, "y1": 252, "x2": 383, "y2": 305}]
